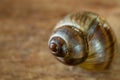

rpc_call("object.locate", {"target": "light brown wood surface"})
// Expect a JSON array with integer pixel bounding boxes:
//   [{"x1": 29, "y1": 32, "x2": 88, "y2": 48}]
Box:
[{"x1": 0, "y1": 0, "x2": 120, "y2": 80}]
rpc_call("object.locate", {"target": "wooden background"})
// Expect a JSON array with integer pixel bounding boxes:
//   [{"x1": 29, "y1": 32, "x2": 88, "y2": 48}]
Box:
[{"x1": 0, "y1": 0, "x2": 120, "y2": 80}]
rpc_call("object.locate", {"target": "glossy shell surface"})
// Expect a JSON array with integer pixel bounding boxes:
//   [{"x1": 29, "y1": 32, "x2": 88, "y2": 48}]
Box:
[{"x1": 48, "y1": 11, "x2": 117, "y2": 71}]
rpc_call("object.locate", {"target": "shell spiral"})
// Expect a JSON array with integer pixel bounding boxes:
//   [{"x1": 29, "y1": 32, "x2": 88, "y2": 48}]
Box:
[{"x1": 48, "y1": 11, "x2": 117, "y2": 71}]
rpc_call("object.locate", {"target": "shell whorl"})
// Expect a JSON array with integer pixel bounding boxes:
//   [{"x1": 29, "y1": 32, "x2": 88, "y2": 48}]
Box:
[{"x1": 49, "y1": 25, "x2": 88, "y2": 65}]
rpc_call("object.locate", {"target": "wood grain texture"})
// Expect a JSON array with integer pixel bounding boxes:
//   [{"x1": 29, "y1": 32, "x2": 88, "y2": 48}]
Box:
[{"x1": 0, "y1": 0, "x2": 120, "y2": 80}]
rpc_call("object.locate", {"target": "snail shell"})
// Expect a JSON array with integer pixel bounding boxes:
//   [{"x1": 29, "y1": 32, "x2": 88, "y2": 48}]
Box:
[{"x1": 48, "y1": 11, "x2": 117, "y2": 71}]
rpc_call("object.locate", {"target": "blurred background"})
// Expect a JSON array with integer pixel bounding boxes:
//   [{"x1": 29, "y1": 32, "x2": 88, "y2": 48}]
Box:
[{"x1": 0, "y1": 0, "x2": 120, "y2": 80}]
